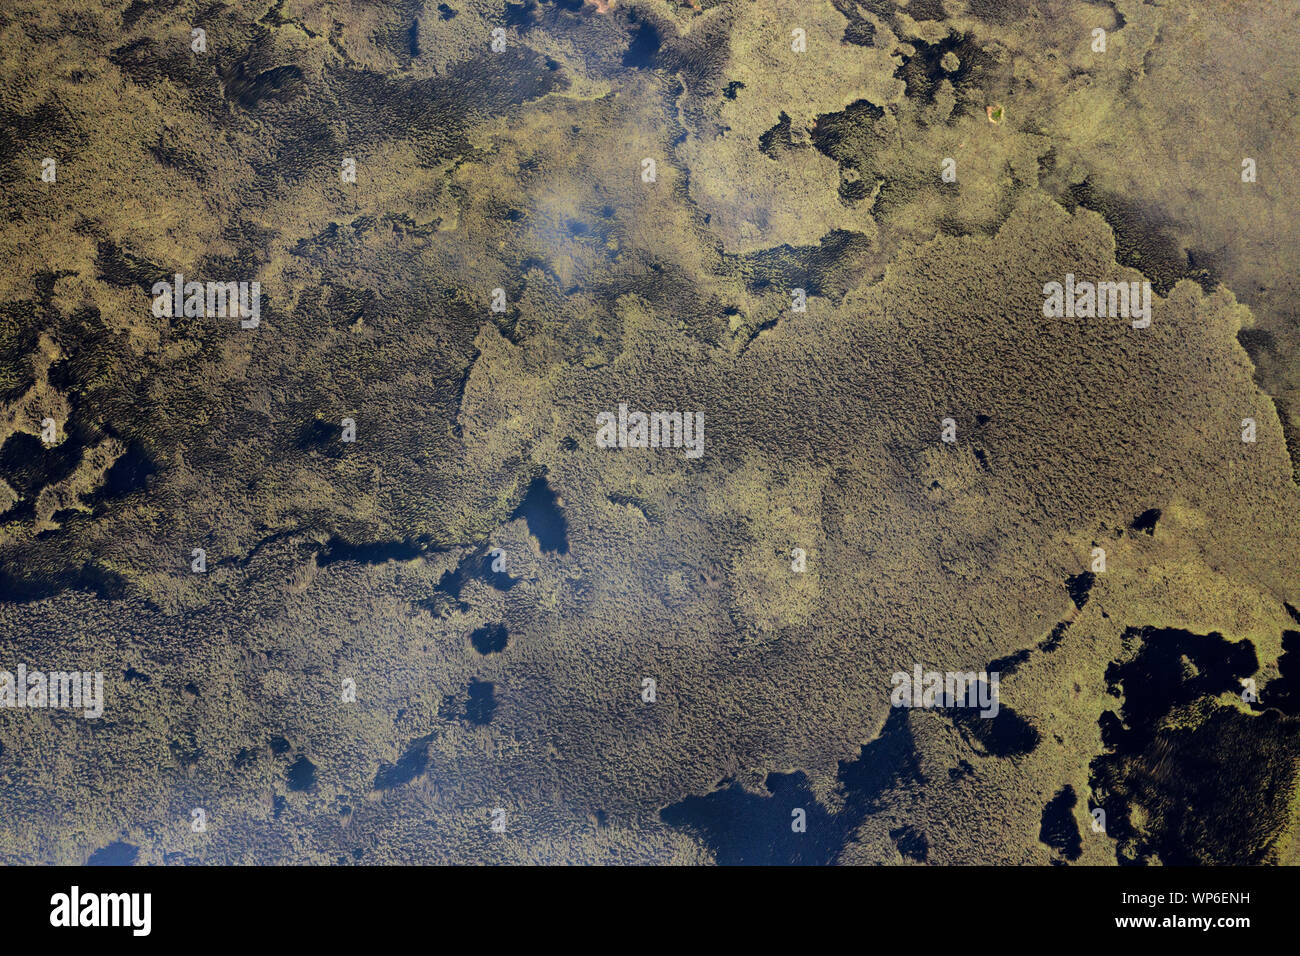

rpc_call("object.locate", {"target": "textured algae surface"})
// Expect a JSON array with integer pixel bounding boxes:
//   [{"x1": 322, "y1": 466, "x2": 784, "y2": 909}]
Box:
[{"x1": 0, "y1": 0, "x2": 1298, "y2": 864}]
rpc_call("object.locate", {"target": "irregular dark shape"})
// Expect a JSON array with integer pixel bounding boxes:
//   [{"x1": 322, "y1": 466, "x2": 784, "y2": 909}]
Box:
[
  {"x1": 810, "y1": 99, "x2": 885, "y2": 201},
  {"x1": 286, "y1": 755, "x2": 317, "y2": 792},
  {"x1": 297, "y1": 418, "x2": 345, "y2": 456},
  {"x1": 838, "y1": 707, "x2": 926, "y2": 811},
  {"x1": 424, "y1": 546, "x2": 517, "y2": 615},
  {"x1": 1256, "y1": 630, "x2": 1300, "y2": 717},
  {"x1": 0, "y1": 430, "x2": 84, "y2": 521},
  {"x1": 952, "y1": 701, "x2": 1041, "y2": 758},
  {"x1": 829, "y1": 0, "x2": 876, "y2": 46},
  {"x1": 1065, "y1": 571, "x2": 1094, "y2": 610},
  {"x1": 988, "y1": 648, "x2": 1031, "y2": 675},
  {"x1": 123, "y1": 667, "x2": 151, "y2": 684},
  {"x1": 94, "y1": 240, "x2": 166, "y2": 293},
  {"x1": 660, "y1": 772, "x2": 847, "y2": 866},
  {"x1": 738, "y1": 230, "x2": 876, "y2": 300},
  {"x1": 317, "y1": 536, "x2": 430, "y2": 566},
  {"x1": 890, "y1": 825, "x2": 928, "y2": 862},
  {"x1": 88, "y1": 841, "x2": 138, "y2": 866},
  {"x1": 1039, "y1": 785, "x2": 1083, "y2": 862},
  {"x1": 373, "y1": 734, "x2": 435, "y2": 790},
  {"x1": 1040, "y1": 620, "x2": 1072, "y2": 652},
  {"x1": 1066, "y1": 182, "x2": 1213, "y2": 296},
  {"x1": 86, "y1": 442, "x2": 157, "y2": 511},
  {"x1": 0, "y1": 562, "x2": 128, "y2": 605},
  {"x1": 464, "y1": 679, "x2": 496, "y2": 726},
  {"x1": 1103, "y1": 626, "x2": 1257, "y2": 738},
  {"x1": 759, "y1": 111, "x2": 800, "y2": 158},
  {"x1": 623, "y1": 12, "x2": 661, "y2": 70},
  {"x1": 513, "y1": 474, "x2": 568, "y2": 554},
  {"x1": 1130, "y1": 508, "x2": 1161, "y2": 535},
  {"x1": 222, "y1": 64, "x2": 305, "y2": 109},
  {"x1": 470, "y1": 622, "x2": 509, "y2": 655},
  {"x1": 894, "y1": 32, "x2": 995, "y2": 113},
  {"x1": 1094, "y1": 708, "x2": 1299, "y2": 865},
  {"x1": 1089, "y1": 626, "x2": 1273, "y2": 864}
]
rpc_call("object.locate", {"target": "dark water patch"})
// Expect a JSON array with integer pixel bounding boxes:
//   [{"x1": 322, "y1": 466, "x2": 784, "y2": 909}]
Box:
[
  {"x1": 286, "y1": 755, "x2": 317, "y2": 792},
  {"x1": 1089, "y1": 625, "x2": 1270, "y2": 864},
  {"x1": 1130, "y1": 508, "x2": 1161, "y2": 535},
  {"x1": 123, "y1": 667, "x2": 151, "y2": 684},
  {"x1": 723, "y1": 80, "x2": 744, "y2": 99},
  {"x1": 952, "y1": 700, "x2": 1040, "y2": 758},
  {"x1": 513, "y1": 475, "x2": 568, "y2": 554},
  {"x1": 438, "y1": 4, "x2": 458, "y2": 18},
  {"x1": 86, "y1": 443, "x2": 157, "y2": 511},
  {"x1": 373, "y1": 734, "x2": 435, "y2": 790},
  {"x1": 1039, "y1": 785, "x2": 1083, "y2": 862},
  {"x1": 1092, "y1": 707, "x2": 1299, "y2": 865},
  {"x1": 87, "y1": 841, "x2": 138, "y2": 866},
  {"x1": 623, "y1": 10, "x2": 662, "y2": 69},
  {"x1": 273, "y1": 795, "x2": 286, "y2": 819},
  {"x1": 1287, "y1": 602, "x2": 1300, "y2": 626},
  {"x1": 661, "y1": 708, "x2": 925, "y2": 863},
  {"x1": 269, "y1": 735, "x2": 291, "y2": 756},
  {"x1": 1103, "y1": 627, "x2": 1257, "y2": 739},
  {"x1": 470, "y1": 622, "x2": 509, "y2": 655},
  {"x1": 505, "y1": 1, "x2": 538, "y2": 28},
  {"x1": 0, "y1": 431, "x2": 84, "y2": 520},
  {"x1": 810, "y1": 99, "x2": 885, "y2": 191},
  {"x1": 838, "y1": 707, "x2": 925, "y2": 812},
  {"x1": 1237, "y1": 328, "x2": 1275, "y2": 366},
  {"x1": 660, "y1": 772, "x2": 848, "y2": 865},
  {"x1": 423, "y1": 546, "x2": 517, "y2": 615},
  {"x1": 890, "y1": 825, "x2": 928, "y2": 862},
  {"x1": 440, "y1": 680, "x2": 497, "y2": 726},
  {"x1": 0, "y1": 562, "x2": 128, "y2": 605},
  {"x1": 317, "y1": 536, "x2": 431, "y2": 566},
  {"x1": 408, "y1": 20, "x2": 420, "y2": 56},
  {"x1": 1065, "y1": 571, "x2": 1094, "y2": 610},
  {"x1": 465, "y1": 679, "x2": 496, "y2": 725},
  {"x1": 1256, "y1": 630, "x2": 1300, "y2": 717},
  {"x1": 296, "y1": 417, "x2": 345, "y2": 456}
]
